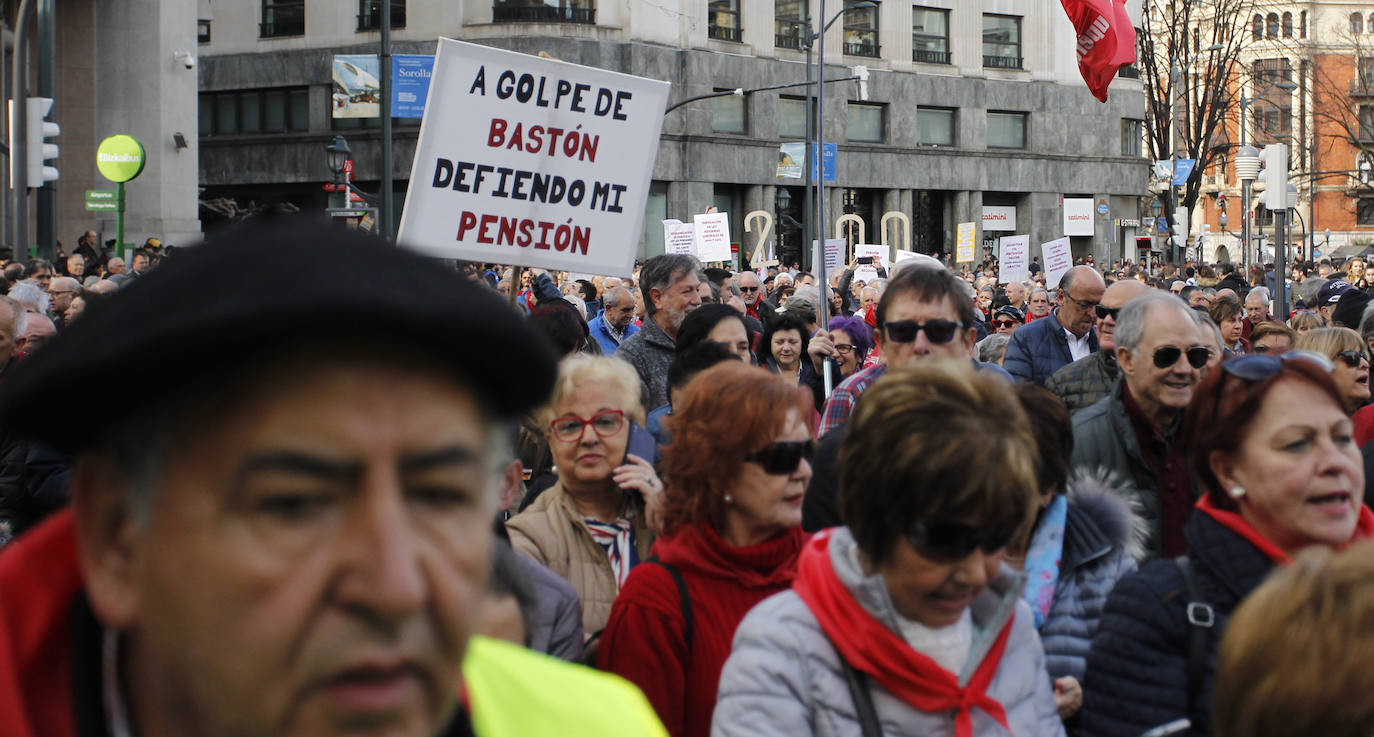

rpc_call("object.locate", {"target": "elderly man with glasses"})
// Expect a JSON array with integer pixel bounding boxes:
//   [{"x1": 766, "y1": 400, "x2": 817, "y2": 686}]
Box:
[{"x1": 1003, "y1": 266, "x2": 1106, "y2": 386}]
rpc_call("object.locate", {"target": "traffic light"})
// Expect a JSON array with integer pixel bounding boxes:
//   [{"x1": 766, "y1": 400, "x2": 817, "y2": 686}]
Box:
[
  {"x1": 1172, "y1": 206, "x2": 1189, "y2": 250},
  {"x1": 1217, "y1": 193, "x2": 1227, "y2": 211},
  {"x1": 26, "y1": 97, "x2": 59, "y2": 188},
  {"x1": 1259, "y1": 143, "x2": 1289, "y2": 211}
]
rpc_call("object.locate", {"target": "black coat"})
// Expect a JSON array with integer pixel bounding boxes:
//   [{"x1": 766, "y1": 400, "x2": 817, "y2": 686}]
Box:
[{"x1": 1081, "y1": 511, "x2": 1275, "y2": 737}]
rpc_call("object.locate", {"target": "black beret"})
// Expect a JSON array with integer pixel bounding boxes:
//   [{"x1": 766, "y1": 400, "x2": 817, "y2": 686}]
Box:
[
  {"x1": 1332, "y1": 288, "x2": 1372, "y2": 329},
  {"x1": 0, "y1": 216, "x2": 558, "y2": 453}
]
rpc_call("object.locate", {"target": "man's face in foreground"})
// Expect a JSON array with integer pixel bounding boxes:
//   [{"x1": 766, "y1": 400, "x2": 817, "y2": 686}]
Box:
[{"x1": 77, "y1": 356, "x2": 495, "y2": 737}]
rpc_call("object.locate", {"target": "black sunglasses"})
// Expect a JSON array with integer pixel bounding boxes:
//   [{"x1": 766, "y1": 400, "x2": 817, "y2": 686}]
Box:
[
  {"x1": 906, "y1": 520, "x2": 1018, "y2": 564},
  {"x1": 1152, "y1": 345, "x2": 1212, "y2": 369},
  {"x1": 743, "y1": 440, "x2": 814, "y2": 475},
  {"x1": 994, "y1": 319, "x2": 1017, "y2": 328},
  {"x1": 739, "y1": 286, "x2": 759, "y2": 294},
  {"x1": 1222, "y1": 351, "x2": 1334, "y2": 381},
  {"x1": 881, "y1": 319, "x2": 964, "y2": 344},
  {"x1": 1336, "y1": 349, "x2": 1370, "y2": 368},
  {"x1": 1094, "y1": 304, "x2": 1121, "y2": 320}
]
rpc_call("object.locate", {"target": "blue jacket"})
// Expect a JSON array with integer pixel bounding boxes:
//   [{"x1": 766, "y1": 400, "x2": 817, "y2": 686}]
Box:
[
  {"x1": 1081, "y1": 512, "x2": 1274, "y2": 737},
  {"x1": 1003, "y1": 308, "x2": 1098, "y2": 386},
  {"x1": 588, "y1": 311, "x2": 638, "y2": 356}
]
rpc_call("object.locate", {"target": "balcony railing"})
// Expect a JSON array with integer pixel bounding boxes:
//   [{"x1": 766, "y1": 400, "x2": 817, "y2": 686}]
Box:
[
  {"x1": 983, "y1": 54, "x2": 1022, "y2": 69},
  {"x1": 260, "y1": 16, "x2": 305, "y2": 37},
  {"x1": 1352, "y1": 80, "x2": 1374, "y2": 96},
  {"x1": 775, "y1": 19, "x2": 804, "y2": 49},
  {"x1": 492, "y1": 4, "x2": 596, "y2": 22},
  {"x1": 844, "y1": 41, "x2": 879, "y2": 57},
  {"x1": 912, "y1": 48, "x2": 950, "y2": 64},
  {"x1": 709, "y1": 24, "x2": 743, "y2": 42}
]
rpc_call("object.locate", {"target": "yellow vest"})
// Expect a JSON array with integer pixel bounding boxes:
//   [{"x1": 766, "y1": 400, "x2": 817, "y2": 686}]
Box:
[{"x1": 462, "y1": 636, "x2": 667, "y2": 737}]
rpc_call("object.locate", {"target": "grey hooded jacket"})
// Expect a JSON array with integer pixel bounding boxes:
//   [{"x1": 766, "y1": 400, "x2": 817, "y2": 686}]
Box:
[{"x1": 711, "y1": 527, "x2": 1064, "y2": 737}]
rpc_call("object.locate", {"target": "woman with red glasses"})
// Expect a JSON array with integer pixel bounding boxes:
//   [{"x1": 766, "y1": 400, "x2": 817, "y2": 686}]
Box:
[
  {"x1": 598, "y1": 361, "x2": 814, "y2": 737},
  {"x1": 506, "y1": 356, "x2": 662, "y2": 658},
  {"x1": 1082, "y1": 352, "x2": 1374, "y2": 737},
  {"x1": 713, "y1": 363, "x2": 1063, "y2": 737}
]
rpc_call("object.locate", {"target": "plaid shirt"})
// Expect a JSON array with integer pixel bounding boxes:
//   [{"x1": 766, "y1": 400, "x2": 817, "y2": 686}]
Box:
[{"x1": 818, "y1": 363, "x2": 888, "y2": 436}]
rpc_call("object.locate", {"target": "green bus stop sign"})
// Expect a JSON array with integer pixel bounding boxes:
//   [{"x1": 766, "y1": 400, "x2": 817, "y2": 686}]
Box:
[{"x1": 96, "y1": 134, "x2": 145, "y2": 183}]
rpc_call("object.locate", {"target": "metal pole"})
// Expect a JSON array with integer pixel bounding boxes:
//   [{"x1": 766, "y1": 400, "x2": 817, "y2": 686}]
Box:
[
  {"x1": 814, "y1": 0, "x2": 832, "y2": 396},
  {"x1": 802, "y1": 35, "x2": 813, "y2": 271},
  {"x1": 1240, "y1": 179, "x2": 1251, "y2": 272},
  {"x1": 11, "y1": 0, "x2": 31, "y2": 260},
  {"x1": 116, "y1": 180, "x2": 125, "y2": 262},
  {"x1": 35, "y1": 0, "x2": 53, "y2": 259},
  {"x1": 1169, "y1": 62, "x2": 1179, "y2": 266},
  {"x1": 379, "y1": 0, "x2": 394, "y2": 240},
  {"x1": 1275, "y1": 208, "x2": 1287, "y2": 316}
]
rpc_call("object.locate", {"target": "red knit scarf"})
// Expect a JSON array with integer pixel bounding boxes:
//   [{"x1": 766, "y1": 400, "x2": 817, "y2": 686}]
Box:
[
  {"x1": 1195, "y1": 494, "x2": 1374, "y2": 565},
  {"x1": 792, "y1": 531, "x2": 1012, "y2": 737}
]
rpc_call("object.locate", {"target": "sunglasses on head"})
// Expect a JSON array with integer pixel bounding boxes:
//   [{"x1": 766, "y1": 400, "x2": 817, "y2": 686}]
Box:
[
  {"x1": 1152, "y1": 345, "x2": 1212, "y2": 370},
  {"x1": 743, "y1": 440, "x2": 814, "y2": 475},
  {"x1": 906, "y1": 519, "x2": 1018, "y2": 564},
  {"x1": 880, "y1": 319, "x2": 964, "y2": 344},
  {"x1": 1094, "y1": 304, "x2": 1121, "y2": 320},
  {"x1": 1222, "y1": 351, "x2": 1334, "y2": 381},
  {"x1": 1336, "y1": 349, "x2": 1370, "y2": 368}
]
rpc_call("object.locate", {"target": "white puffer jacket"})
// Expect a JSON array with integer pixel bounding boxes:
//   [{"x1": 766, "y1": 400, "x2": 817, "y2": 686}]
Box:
[{"x1": 711, "y1": 526, "x2": 1065, "y2": 737}]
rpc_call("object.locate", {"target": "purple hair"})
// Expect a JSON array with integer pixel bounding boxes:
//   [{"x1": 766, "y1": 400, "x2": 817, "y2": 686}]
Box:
[{"x1": 828, "y1": 315, "x2": 874, "y2": 361}]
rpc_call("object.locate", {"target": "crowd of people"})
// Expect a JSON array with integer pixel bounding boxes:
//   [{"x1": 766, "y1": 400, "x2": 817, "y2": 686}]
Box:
[{"x1": 1, "y1": 216, "x2": 1373, "y2": 737}]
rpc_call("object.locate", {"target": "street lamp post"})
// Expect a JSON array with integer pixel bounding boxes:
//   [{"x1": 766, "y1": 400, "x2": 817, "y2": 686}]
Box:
[
  {"x1": 326, "y1": 136, "x2": 353, "y2": 209},
  {"x1": 1237, "y1": 80, "x2": 1297, "y2": 270}
]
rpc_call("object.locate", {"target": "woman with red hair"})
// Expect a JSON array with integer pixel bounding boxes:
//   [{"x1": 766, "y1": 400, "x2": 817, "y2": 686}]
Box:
[{"x1": 597, "y1": 361, "x2": 815, "y2": 737}]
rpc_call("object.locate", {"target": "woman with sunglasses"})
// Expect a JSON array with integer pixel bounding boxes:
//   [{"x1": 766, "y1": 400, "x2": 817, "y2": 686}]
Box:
[
  {"x1": 714, "y1": 363, "x2": 1064, "y2": 737},
  {"x1": 598, "y1": 362, "x2": 814, "y2": 737},
  {"x1": 1082, "y1": 352, "x2": 1374, "y2": 737},
  {"x1": 1295, "y1": 327, "x2": 1370, "y2": 414},
  {"x1": 806, "y1": 315, "x2": 876, "y2": 392},
  {"x1": 506, "y1": 356, "x2": 660, "y2": 656}
]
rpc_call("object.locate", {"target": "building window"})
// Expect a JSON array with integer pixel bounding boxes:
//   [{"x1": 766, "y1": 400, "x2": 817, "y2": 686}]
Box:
[
  {"x1": 198, "y1": 19, "x2": 211, "y2": 44},
  {"x1": 712, "y1": 90, "x2": 746, "y2": 133},
  {"x1": 1121, "y1": 118, "x2": 1143, "y2": 156},
  {"x1": 987, "y1": 111, "x2": 1026, "y2": 149},
  {"x1": 199, "y1": 87, "x2": 309, "y2": 135},
  {"x1": 775, "y1": 0, "x2": 804, "y2": 48},
  {"x1": 1300, "y1": 11, "x2": 1307, "y2": 39},
  {"x1": 912, "y1": 7, "x2": 950, "y2": 64},
  {"x1": 1264, "y1": 12, "x2": 1278, "y2": 38},
  {"x1": 843, "y1": 0, "x2": 879, "y2": 57},
  {"x1": 1251, "y1": 14, "x2": 1262, "y2": 40},
  {"x1": 1361, "y1": 106, "x2": 1374, "y2": 140},
  {"x1": 1360, "y1": 200, "x2": 1374, "y2": 225},
  {"x1": 358, "y1": 0, "x2": 406, "y2": 31},
  {"x1": 847, "y1": 102, "x2": 883, "y2": 142},
  {"x1": 779, "y1": 96, "x2": 807, "y2": 138},
  {"x1": 1353, "y1": 13, "x2": 1364, "y2": 35},
  {"x1": 983, "y1": 15, "x2": 1022, "y2": 69},
  {"x1": 492, "y1": 0, "x2": 596, "y2": 23},
  {"x1": 332, "y1": 115, "x2": 421, "y2": 130},
  {"x1": 709, "y1": 0, "x2": 742, "y2": 41},
  {"x1": 1282, "y1": 11, "x2": 1293, "y2": 38},
  {"x1": 260, "y1": 0, "x2": 305, "y2": 37},
  {"x1": 1369, "y1": 14, "x2": 1374, "y2": 34},
  {"x1": 916, "y1": 107, "x2": 954, "y2": 146}
]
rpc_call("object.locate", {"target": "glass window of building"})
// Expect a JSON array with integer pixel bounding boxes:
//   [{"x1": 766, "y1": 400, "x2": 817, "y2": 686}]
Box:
[
  {"x1": 1121, "y1": 118, "x2": 1143, "y2": 156},
  {"x1": 847, "y1": 102, "x2": 883, "y2": 142},
  {"x1": 709, "y1": 0, "x2": 742, "y2": 41},
  {"x1": 987, "y1": 111, "x2": 1026, "y2": 149},
  {"x1": 779, "y1": 96, "x2": 807, "y2": 138},
  {"x1": 911, "y1": 7, "x2": 949, "y2": 64},
  {"x1": 775, "y1": 0, "x2": 804, "y2": 48},
  {"x1": 917, "y1": 107, "x2": 954, "y2": 146},
  {"x1": 712, "y1": 90, "x2": 747, "y2": 133},
  {"x1": 983, "y1": 14, "x2": 1021, "y2": 69},
  {"x1": 493, "y1": 0, "x2": 596, "y2": 23},
  {"x1": 843, "y1": 0, "x2": 879, "y2": 57},
  {"x1": 260, "y1": 0, "x2": 305, "y2": 37},
  {"x1": 357, "y1": 0, "x2": 407, "y2": 31}
]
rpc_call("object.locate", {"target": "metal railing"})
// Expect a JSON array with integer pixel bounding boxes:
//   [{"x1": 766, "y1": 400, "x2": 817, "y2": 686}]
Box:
[
  {"x1": 983, "y1": 54, "x2": 1022, "y2": 69},
  {"x1": 912, "y1": 48, "x2": 950, "y2": 64},
  {"x1": 775, "y1": 19, "x2": 804, "y2": 49},
  {"x1": 844, "y1": 41, "x2": 879, "y2": 57},
  {"x1": 259, "y1": 17, "x2": 305, "y2": 37},
  {"x1": 492, "y1": 5, "x2": 596, "y2": 22},
  {"x1": 709, "y1": 24, "x2": 743, "y2": 41}
]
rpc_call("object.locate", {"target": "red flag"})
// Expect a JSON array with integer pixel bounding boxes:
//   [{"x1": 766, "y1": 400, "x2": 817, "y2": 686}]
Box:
[{"x1": 1060, "y1": 0, "x2": 1138, "y2": 102}]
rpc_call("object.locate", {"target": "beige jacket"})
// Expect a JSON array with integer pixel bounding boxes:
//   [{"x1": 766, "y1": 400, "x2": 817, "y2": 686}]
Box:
[{"x1": 505, "y1": 483, "x2": 654, "y2": 645}]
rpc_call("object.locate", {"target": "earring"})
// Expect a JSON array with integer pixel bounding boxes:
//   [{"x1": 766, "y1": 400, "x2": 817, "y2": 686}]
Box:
[
  {"x1": 1229, "y1": 485, "x2": 1246, "y2": 499},
  {"x1": 724, "y1": 493, "x2": 733, "y2": 504}
]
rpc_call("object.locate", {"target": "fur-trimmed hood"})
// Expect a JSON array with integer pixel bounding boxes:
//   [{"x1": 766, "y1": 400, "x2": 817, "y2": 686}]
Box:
[{"x1": 1065, "y1": 468, "x2": 1149, "y2": 563}]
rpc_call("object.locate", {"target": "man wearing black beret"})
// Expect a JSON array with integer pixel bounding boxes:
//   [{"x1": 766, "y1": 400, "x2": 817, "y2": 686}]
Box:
[{"x1": 0, "y1": 218, "x2": 666, "y2": 737}]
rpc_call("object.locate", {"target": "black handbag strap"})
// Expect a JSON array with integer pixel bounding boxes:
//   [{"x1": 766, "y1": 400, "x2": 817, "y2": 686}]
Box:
[
  {"x1": 838, "y1": 656, "x2": 884, "y2": 737},
  {"x1": 1174, "y1": 556, "x2": 1214, "y2": 719},
  {"x1": 644, "y1": 559, "x2": 693, "y2": 652}
]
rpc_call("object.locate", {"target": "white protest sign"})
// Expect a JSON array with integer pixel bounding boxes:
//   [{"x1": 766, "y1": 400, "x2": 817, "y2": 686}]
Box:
[
  {"x1": 998, "y1": 234, "x2": 1030, "y2": 284},
  {"x1": 956, "y1": 222, "x2": 977, "y2": 263},
  {"x1": 853, "y1": 243, "x2": 890, "y2": 269},
  {"x1": 893, "y1": 250, "x2": 921, "y2": 264},
  {"x1": 814, "y1": 238, "x2": 846, "y2": 270},
  {"x1": 1063, "y1": 198, "x2": 1094, "y2": 236},
  {"x1": 694, "y1": 211, "x2": 732, "y2": 262},
  {"x1": 663, "y1": 219, "x2": 695, "y2": 255},
  {"x1": 1041, "y1": 237, "x2": 1073, "y2": 289},
  {"x1": 854, "y1": 266, "x2": 880, "y2": 283},
  {"x1": 397, "y1": 39, "x2": 670, "y2": 277}
]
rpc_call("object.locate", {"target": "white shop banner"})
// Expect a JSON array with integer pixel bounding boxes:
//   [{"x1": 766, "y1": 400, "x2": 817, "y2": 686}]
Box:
[
  {"x1": 397, "y1": 38, "x2": 670, "y2": 276},
  {"x1": 1063, "y1": 198, "x2": 1094, "y2": 237},
  {"x1": 981, "y1": 206, "x2": 1017, "y2": 232},
  {"x1": 694, "y1": 211, "x2": 732, "y2": 262},
  {"x1": 1041, "y1": 237, "x2": 1073, "y2": 289},
  {"x1": 998, "y1": 234, "x2": 1030, "y2": 284}
]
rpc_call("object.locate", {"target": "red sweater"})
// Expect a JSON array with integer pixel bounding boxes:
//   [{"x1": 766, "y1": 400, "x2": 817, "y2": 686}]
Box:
[{"x1": 597, "y1": 523, "x2": 806, "y2": 737}]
